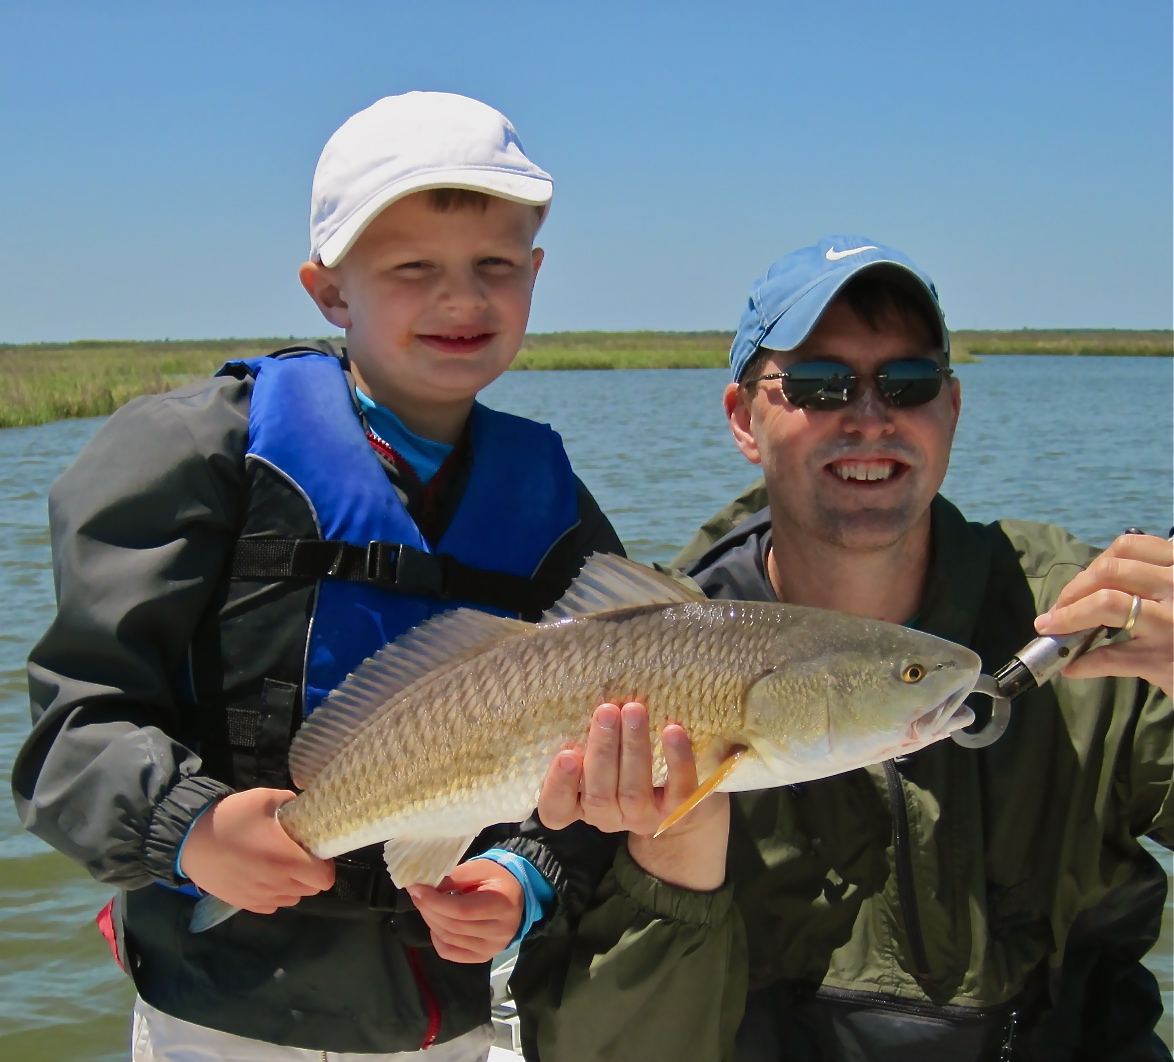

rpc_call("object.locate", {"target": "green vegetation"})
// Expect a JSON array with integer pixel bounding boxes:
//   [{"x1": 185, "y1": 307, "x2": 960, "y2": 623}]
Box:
[
  {"x1": 514, "y1": 331, "x2": 734, "y2": 370},
  {"x1": 0, "y1": 339, "x2": 288, "y2": 428},
  {"x1": 949, "y1": 329, "x2": 1172, "y2": 360},
  {"x1": 0, "y1": 330, "x2": 1168, "y2": 428}
]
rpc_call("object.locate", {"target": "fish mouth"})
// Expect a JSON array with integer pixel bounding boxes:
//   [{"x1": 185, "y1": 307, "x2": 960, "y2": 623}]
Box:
[{"x1": 908, "y1": 685, "x2": 975, "y2": 744}]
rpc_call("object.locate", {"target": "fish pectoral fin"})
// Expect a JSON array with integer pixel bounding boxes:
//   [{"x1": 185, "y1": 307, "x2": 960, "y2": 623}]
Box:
[
  {"x1": 653, "y1": 745, "x2": 748, "y2": 838},
  {"x1": 383, "y1": 835, "x2": 478, "y2": 889}
]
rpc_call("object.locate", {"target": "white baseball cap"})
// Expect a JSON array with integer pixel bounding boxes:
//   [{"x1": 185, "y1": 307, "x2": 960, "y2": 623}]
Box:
[{"x1": 308, "y1": 91, "x2": 553, "y2": 267}]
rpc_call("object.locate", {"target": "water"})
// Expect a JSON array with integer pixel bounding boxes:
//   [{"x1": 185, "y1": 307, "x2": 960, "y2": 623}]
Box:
[{"x1": 0, "y1": 355, "x2": 1170, "y2": 1058}]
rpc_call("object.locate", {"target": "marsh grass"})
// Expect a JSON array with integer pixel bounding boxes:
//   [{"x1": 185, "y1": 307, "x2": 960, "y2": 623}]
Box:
[
  {"x1": 1, "y1": 330, "x2": 1167, "y2": 428},
  {"x1": 949, "y1": 329, "x2": 1172, "y2": 360},
  {"x1": 0, "y1": 339, "x2": 286, "y2": 428},
  {"x1": 514, "y1": 331, "x2": 735, "y2": 370}
]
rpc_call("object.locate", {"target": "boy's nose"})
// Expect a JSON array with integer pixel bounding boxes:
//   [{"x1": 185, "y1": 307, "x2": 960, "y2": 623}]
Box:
[{"x1": 438, "y1": 268, "x2": 489, "y2": 312}]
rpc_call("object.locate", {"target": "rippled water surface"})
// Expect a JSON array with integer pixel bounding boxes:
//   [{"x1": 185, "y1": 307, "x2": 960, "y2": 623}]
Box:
[{"x1": 1, "y1": 356, "x2": 1171, "y2": 1057}]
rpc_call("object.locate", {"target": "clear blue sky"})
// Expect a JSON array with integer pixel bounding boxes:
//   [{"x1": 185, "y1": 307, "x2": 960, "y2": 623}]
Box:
[{"x1": 2, "y1": 0, "x2": 1170, "y2": 343}]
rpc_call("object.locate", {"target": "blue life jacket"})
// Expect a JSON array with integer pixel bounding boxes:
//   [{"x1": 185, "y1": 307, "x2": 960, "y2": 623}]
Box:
[{"x1": 227, "y1": 350, "x2": 580, "y2": 715}]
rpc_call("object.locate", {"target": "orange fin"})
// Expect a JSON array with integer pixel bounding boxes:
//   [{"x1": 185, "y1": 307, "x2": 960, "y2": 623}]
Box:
[{"x1": 653, "y1": 745, "x2": 747, "y2": 838}]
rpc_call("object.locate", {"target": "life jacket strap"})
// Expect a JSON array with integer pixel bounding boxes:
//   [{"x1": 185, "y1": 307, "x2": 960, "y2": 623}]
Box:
[
  {"x1": 225, "y1": 678, "x2": 300, "y2": 790},
  {"x1": 231, "y1": 538, "x2": 560, "y2": 617}
]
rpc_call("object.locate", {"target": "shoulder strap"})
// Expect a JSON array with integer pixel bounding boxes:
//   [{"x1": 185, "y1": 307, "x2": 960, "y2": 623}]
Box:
[{"x1": 231, "y1": 537, "x2": 561, "y2": 616}]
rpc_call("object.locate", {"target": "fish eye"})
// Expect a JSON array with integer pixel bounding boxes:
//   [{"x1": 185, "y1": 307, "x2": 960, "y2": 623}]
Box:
[{"x1": 900, "y1": 663, "x2": 926, "y2": 683}]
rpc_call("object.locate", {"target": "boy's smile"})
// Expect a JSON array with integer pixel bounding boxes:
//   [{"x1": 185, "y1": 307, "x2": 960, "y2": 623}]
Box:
[
  {"x1": 417, "y1": 332, "x2": 495, "y2": 354},
  {"x1": 300, "y1": 190, "x2": 543, "y2": 443}
]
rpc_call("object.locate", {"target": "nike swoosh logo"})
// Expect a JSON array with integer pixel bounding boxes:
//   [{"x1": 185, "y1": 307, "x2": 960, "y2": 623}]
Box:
[{"x1": 825, "y1": 245, "x2": 878, "y2": 261}]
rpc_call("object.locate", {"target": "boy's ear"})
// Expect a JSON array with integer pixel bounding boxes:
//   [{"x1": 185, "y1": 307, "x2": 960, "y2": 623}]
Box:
[
  {"x1": 531, "y1": 246, "x2": 544, "y2": 277},
  {"x1": 299, "y1": 261, "x2": 352, "y2": 329}
]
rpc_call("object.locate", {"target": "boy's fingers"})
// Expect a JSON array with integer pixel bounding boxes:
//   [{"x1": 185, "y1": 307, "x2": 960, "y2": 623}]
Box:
[
  {"x1": 291, "y1": 854, "x2": 336, "y2": 892},
  {"x1": 240, "y1": 891, "x2": 303, "y2": 913},
  {"x1": 413, "y1": 903, "x2": 499, "y2": 933},
  {"x1": 536, "y1": 748, "x2": 584, "y2": 830},
  {"x1": 430, "y1": 936, "x2": 503, "y2": 964},
  {"x1": 410, "y1": 888, "x2": 509, "y2": 922},
  {"x1": 407, "y1": 878, "x2": 519, "y2": 925}
]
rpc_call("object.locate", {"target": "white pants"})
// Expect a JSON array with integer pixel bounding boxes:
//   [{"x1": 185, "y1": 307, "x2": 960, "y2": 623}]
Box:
[{"x1": 132, "y1": 996, "x2": 496, "y2": 1062}]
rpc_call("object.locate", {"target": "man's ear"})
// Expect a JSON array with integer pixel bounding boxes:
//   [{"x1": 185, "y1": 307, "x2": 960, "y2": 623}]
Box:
[
  {"x1": 531, "y1": 246, "x2": 544, "y2": 278},
  {"x1": 299, "y1": 261, "x2": 352, "y2": 329},
  {"x1": 725, "y1": 382, "x2": 762, "y2": 465}
]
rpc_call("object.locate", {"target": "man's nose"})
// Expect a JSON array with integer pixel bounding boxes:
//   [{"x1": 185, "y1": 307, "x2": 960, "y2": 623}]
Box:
[{"x1": 842, "y1": 382, "x2": 895, "y2": 438}]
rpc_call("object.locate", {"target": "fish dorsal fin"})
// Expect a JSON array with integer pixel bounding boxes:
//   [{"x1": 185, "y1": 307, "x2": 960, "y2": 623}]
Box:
[
  {"x1": 383, "y1": 835, "x2": 478, "y2": 888},
  {"x1": 540, "y1": 554, "x2": 705, "y2": 623},
  {"x1": 289, "y1": 608, "x2": 530, "y2": 790}
]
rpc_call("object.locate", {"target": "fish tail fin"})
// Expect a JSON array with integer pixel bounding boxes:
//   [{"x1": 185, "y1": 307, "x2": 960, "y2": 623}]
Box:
[{"x1": 190, "y1": 895, "x2": 242, "y2": 933}]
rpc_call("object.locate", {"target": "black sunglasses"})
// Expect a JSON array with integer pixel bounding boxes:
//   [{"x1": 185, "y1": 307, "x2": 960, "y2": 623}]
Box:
[{"x1": 741, "y1": 357, "x2": 953, "y2": 411}]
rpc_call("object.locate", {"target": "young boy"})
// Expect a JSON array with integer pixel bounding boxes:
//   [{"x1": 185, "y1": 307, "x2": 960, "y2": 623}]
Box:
[{"x1": 13, "y1": 91, "x2": 621, "y2": 1060}]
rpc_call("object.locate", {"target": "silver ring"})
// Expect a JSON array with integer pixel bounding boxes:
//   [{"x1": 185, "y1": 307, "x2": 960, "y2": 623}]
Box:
[{"x1": 1121, "y1": 594, "x2": 1143, "y2": 635}]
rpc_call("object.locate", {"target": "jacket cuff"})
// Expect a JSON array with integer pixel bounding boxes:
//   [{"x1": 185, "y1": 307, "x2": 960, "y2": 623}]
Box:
[
  {"x1": 493, "y1": 834, "x2": 570, "y2": 924},
  {"x1": 143, "y1": 774, "x2": 234, "y2": 887},
  {"x1": 613, "y1": 844, "x2": 734, "y2": 927},
  {"x1": 491, "y1": 823, "x2": 620, "y2": 938}
]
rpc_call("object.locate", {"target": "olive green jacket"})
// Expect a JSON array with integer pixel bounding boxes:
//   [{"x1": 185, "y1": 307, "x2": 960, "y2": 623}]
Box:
[{"x1": 515, "y1": 488, "x2": 1172, "y2": 1061}]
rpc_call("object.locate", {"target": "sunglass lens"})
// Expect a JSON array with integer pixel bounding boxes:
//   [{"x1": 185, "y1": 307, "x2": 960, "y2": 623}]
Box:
[
  {"x1": 876, "y1": 359, "x2": 945, "y2": 407},
  {"x1": 781, "y1": 362, "x2": 855, "y2": 410}
]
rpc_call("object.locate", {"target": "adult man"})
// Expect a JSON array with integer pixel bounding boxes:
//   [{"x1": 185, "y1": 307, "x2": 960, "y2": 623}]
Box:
[{"x1": 523, "y1": 237, "x2": 1173, "y2": 1061}]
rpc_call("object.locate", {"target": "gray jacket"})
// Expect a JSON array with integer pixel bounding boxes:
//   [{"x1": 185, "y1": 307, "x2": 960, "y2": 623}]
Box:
[{"x1": 13, "y1": 350, "x2": 621, "y2": 1052}]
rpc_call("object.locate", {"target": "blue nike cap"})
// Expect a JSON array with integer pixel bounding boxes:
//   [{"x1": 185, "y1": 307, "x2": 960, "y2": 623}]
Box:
[{"x1": 729, "y1": 235, "x2": 950, "y2": 382}]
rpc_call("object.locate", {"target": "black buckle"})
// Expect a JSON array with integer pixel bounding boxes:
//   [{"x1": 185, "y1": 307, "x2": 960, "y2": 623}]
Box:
[
  {"x1": 364, "y1": 541, "x2": 399, "y2": 584},
  {"x1": 390, "y1": 544, "x2": 449, "y2": 599}
]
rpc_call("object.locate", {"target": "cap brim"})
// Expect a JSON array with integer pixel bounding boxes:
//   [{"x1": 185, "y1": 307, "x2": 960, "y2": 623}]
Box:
[
  {"x1": 317, "y1": 168, "x2": 553, "y2": 267},
  {"x1": 759, "y1": 260, "x2": 947, "y2": 356}
]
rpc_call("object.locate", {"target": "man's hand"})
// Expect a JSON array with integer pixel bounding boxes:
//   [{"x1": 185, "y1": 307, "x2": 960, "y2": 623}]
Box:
[
  {"x1": 407, "y1": 859, "x2": 524, "y2": 963},
  {"x1": 1035, "y1": 532, "x2": 1173, "y2": 698},
  {"x1": 179, "y1": 788, "x2": 335, "y2": 913},
  {"x1": 538, "y1": 702, "x2": 730, "y2": 890}
]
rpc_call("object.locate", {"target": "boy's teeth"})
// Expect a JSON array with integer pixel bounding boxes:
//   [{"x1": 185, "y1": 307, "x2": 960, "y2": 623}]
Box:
[{"x1": 835, "y1": 462, "x2": 894, "y2": 482}]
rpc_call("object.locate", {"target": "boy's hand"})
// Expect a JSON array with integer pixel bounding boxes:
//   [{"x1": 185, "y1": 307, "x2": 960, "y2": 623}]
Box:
[
  {"x1": 537, "y1": 702, "x2": 730, "y2": 891},
  {"x1": 179, "y1": 788, "x2": 336, "y2": 913},
  {"x1": 407, "y1": 859, "x2": 524, "y2": 963}
]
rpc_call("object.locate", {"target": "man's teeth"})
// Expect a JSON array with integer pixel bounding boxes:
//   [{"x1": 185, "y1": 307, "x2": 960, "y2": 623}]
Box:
[{"x1": 834, "y1": 462, "x2": 895, "y2": 481}]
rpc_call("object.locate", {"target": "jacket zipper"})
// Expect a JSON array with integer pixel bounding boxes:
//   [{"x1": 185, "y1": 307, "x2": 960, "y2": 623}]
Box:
[
  {"x1": 812, "y1": 983, "x2": 1014, "y2": 1021},
  {"x1": 882, "y1": 759, "x2": 932, "y2": 980},
  {"x1": 407, "y1": 946, "x2": 442, "y2": 1049},
  {"x1": 814, "y1": 983, "x2": 1021, "y2": 1056}
]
